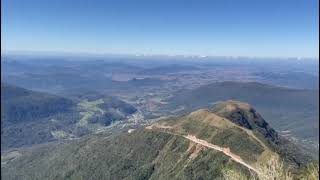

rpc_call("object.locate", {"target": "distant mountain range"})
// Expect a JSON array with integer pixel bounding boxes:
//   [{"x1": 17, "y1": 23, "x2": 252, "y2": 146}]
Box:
[{"x1": 137, "y1": 64, "x2": 202, "y2": 75}]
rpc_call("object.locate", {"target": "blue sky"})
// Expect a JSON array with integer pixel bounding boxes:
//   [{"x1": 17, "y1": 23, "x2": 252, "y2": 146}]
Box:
[{"x1": 1, "y1": 0, "x2": 319, "y2": 58}]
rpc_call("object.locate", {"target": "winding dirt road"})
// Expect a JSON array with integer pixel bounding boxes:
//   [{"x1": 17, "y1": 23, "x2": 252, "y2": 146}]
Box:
[
  {"x1": 184, "y1": 135, "x2": 259, "y2": 174},
  {"x1": 146, "y1": 124, "x2": 260, "y2": 174}
]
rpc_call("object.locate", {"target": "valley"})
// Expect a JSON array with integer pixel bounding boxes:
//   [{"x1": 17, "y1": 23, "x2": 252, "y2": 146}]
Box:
[
  {"x1": 1, "y1": 56, "x2": 319, "y2": 179},
  {"x1": 2, "y1": 0, "x2": 318, "y2": 179}
]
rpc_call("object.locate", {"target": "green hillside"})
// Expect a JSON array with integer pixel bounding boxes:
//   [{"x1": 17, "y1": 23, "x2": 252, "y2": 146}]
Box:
[
  {"x1": 2, "y1": 101, "x2": 314, "y2": 180},
  {"x1": 1, "y1": 83, "x2": 74, "y2": 124},
  {"x1": 1, "y1": 84, "x2": 137, "y2": 149},
  {"x1": 167, "y1": 81, "x2": 319, "y2": 146}
]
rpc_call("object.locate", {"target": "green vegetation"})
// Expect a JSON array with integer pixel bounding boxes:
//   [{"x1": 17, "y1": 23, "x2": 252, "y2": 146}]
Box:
[
  {"x1": 1, "y1": 84, "x2": 137, "y2": 149},
  {"x1": 211, "y1": 127, "x2": 264, "y2": 163},
  {"x1": 51, "y1": 130, "x2": 74, "y2": 140},
  {"x1": 223, "y1": 156, "x2": 297, "y2": 180},
  {"x1": 1, "y1": 100, "x2": 316, "y2": 180},
  {"x1": 1, "y1": 83, "x2": 76, "y2": 148},
  {"x1": 210, "y1": 101, "x2": 313, "y2": 166},
  {"x1": 78, "y1": 99, "x2": 105, "y2": 113},
  {"x1": 176, "y1": 115, "x2": 264, "y2": 163},
  {"x1": 0, "y1": 129, "x2": 251, "y2": 180},
  {"x1": 77, "y1": 99, "x2": 105, "y2": 126},
  {"x1": 298, "y1": 162, "x2": 319, "y2": 180},
  {"x1": 168, "y1": 81, "x2": 319, "y2": 149},
  {"x1": 158, "y1": 107, "x2": 267, "y2": 164},
  {"x1": 1, "y1": 83, "x2": 74, "y2": 124}
]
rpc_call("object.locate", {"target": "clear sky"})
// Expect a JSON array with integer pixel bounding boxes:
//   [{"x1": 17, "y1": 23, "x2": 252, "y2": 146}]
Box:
[{"x1": 1, "y1": 0, "x2": 319, "y2": 58}]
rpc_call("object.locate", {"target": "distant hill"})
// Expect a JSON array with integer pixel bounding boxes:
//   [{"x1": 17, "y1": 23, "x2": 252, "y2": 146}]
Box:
[
  {"x1": 167, "y1": 81, "x2": 319, "y2": 147},
  {"x1": 1, "y1": 83, "x2": 74, "y2": 124},
  {"x1": 138, "y1": 64, "x2": 201, "y2": 75},
  {"x1": 1, "y1": 101, "x2": 315, "y2": 180},
  {"x1": 1, "y1": 84, "x2": 137, "y2": 149},
  {"x1": 1, "y1": 59, "x2": 163, "y2": 94},
  {"x1": 255, "y1": 71, "x2": 319, "y2": 89}
]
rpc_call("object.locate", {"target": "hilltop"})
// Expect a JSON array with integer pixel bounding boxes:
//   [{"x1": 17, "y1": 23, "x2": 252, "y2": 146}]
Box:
[{"x1": 166, "y1": 81, "x2": 319, "y2": 154}]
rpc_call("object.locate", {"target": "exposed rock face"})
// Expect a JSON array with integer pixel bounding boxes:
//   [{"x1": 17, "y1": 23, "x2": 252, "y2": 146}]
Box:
[{"x1": 211, "y1": 100, "x2": 280, "y2": 144}]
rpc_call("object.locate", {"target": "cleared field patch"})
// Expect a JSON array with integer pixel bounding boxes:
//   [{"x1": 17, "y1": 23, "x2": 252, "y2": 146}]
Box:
[
  {"x1": 51, "y1": 130, "x2": 74, "y2": 140},
  {"x1": 78, "y1": 99, "x2": 105, "y2": 114},
  {"x1": 77, "y1": 99, "x2": 105, "y2": 127}
]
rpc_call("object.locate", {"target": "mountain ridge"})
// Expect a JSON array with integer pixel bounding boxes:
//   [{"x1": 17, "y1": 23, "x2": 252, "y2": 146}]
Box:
[{"x1": 2, "y1": 100, "x2": 314, "y2": 180}]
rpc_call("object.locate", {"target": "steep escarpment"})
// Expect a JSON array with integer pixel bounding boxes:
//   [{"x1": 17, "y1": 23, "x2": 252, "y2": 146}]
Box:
[
  {"x1": 211, "y1": 100, "x2": 279, "y2": 143},
  {"x1": 211, "y1": 100, "x2": 313, "y2": 166}
]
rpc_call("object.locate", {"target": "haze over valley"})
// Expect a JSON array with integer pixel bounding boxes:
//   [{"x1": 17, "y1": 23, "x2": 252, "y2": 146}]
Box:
[
  {"x1": 1, "y1": 55, "x2": 319, "y2": 156},
  {"x1": 1, "y1": 0, "x2": 319, "y2": 179}
]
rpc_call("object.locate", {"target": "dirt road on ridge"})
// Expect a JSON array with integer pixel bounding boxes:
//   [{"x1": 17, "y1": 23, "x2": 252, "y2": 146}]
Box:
[{"x1": 184, "y1": 134, "x2": 260, "y2": 174}]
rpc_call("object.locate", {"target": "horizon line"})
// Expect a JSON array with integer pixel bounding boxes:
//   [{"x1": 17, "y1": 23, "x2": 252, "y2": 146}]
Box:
[{"x1": 1, "y1": 50, "x2": 319, "y2": 60}]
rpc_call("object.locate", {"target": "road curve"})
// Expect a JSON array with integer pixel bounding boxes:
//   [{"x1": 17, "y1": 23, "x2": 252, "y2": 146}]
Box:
[{"x1": 184, "y1": 134, "x2": 260, "y2": 174}]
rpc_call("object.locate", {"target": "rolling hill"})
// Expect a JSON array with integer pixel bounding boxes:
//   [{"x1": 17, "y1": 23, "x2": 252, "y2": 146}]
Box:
[{"x1": 1, "y1": 84, "x2": 137, "y2": 149}]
